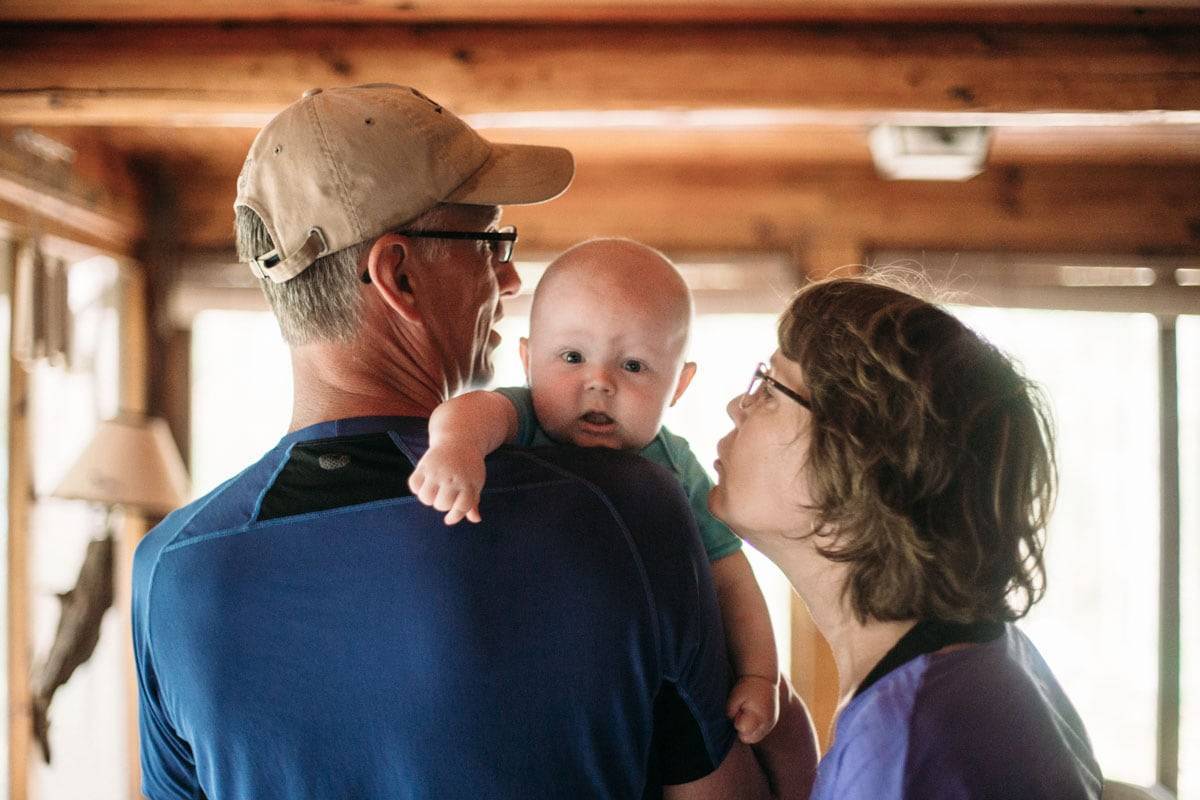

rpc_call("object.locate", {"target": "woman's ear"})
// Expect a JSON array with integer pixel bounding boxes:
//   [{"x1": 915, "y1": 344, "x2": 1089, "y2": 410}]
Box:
[
  {"x1": 669, "y1": 361, "x2": 698, "y2": 407},
  {"x1": 364, "y1": 233, "x2": 422, "y2": 325}
]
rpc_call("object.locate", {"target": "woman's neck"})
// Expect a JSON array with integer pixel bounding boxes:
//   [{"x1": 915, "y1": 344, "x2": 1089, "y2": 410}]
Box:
[
  {"x1": 821, "y1": 614, "x2": 917, "y2": 712},
  {"x1": 767, "y1": 541, "x2": 916, "y2": 711}
]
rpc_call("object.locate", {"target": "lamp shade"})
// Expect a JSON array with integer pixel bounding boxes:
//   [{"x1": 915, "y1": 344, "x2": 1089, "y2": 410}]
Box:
[{"x1": 52, "y1": 414, "x2": 189, "y2": 516}]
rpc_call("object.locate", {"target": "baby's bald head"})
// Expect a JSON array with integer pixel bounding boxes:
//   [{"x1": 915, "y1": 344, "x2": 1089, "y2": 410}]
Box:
[
  {"x1": 530, "y1": 238, "x2": 693, "y2": 357},
  {"x1": 520, "y1": 238, "x2": 699, "y2": 450}
]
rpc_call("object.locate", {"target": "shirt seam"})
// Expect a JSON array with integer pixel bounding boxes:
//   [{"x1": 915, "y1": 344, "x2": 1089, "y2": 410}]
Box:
[
  {"x1": 386, "y1": 429, "x2": 419, "y2": 465},
  {"x1": 509, "y1": 449, "x2": 663, "y2": 679},
  {"x1": 653, "y1": 427, "x2": 684, "y2": 474},
  {"x1": 705, "y1": 540, "x2": 743, "y2": 561},
  {"x1": 669, "y1": 680, "x2": 738, "y2": 776},
  {"x1": 250, "y1": 440, "x2": 297, "y2": 522},
  {"x1": 140, "y1": 477, "x2": 240, "y2": 789},
  {"x1": 160, "y1": 478, "x2": 577, "y2": 556}
]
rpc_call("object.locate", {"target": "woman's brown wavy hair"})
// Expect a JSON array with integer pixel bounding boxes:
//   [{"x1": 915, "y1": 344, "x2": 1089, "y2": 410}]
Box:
[{"x1": 779, "y1": 276, "x2": 1056, "y2": 624}]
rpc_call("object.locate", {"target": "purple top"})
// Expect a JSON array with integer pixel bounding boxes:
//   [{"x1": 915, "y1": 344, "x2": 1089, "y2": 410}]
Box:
[{"x1": 811, "y1": 623, "x2": 1103, "y2": 800}]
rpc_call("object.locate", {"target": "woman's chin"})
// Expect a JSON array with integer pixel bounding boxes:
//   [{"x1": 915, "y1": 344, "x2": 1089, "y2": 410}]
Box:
[{"x1": 706, "y1": 487, "x2": 736, "y2": 529}]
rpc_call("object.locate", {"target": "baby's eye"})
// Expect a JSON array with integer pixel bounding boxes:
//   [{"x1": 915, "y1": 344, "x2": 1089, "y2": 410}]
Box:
[
  {"x1": 560, "y1": 351, "x2": 583, "y2": 364},
  {"x1": 622, "y1": 360, "x2": 646, "y2": 373}
]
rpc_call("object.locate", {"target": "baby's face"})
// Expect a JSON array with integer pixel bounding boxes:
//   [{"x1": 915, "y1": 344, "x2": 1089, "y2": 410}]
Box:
[{"x1": 522, "y1": 277, "x2": 691, "y2": 451}]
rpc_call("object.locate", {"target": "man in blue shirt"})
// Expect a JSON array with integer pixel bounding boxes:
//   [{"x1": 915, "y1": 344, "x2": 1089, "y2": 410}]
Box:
[{"x1": 132, "y1": 84, "x2": 816, "y2": 799}]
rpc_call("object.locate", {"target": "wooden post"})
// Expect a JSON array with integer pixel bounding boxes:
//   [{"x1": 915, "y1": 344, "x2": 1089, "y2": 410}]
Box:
[
  {"x1": 7, "y1": 240, "x2": 32, "y2": 800},
  {"x1": 789, "y1": 594, "x2": 839, "y2": 751},
  {"x1": 116, "y1": 263, "x2": 150, "y2": 800}
]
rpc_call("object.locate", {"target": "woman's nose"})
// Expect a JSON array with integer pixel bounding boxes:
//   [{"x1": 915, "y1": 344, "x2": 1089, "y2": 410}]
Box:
[{"x1": 726, "y1": 394, "x2": 745, "y2": 423}]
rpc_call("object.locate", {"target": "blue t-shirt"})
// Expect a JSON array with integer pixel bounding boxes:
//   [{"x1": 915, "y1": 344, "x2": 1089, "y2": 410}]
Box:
[
  {"x1": 812, "y1": 623, "x2": 1102, "y2": 800},
  {"x1": 132, "y1": 416, "x2": 736, "y2": 799},
  {"x1": 496, "y1": 386, "x2": 741, "y2": 562}
]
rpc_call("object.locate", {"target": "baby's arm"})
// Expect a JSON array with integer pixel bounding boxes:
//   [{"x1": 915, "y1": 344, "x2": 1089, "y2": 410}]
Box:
[
  {"x1": 408, "y1": 391, "x2": 519, "y2": 525},
  {"x1": 712, "y1": 551, "x2": 780, "y2": 744}
]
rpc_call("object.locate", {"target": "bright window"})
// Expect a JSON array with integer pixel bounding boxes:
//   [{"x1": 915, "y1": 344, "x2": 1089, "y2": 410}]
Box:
[
  {"x1": 951, "y1": 306, "x2": 1161, "y2": 786},
  {"x1": 1179, "y1": 315, "x2": 1199, "y2": 800},
  {"x1": 29, "y1": 255, "x2": 123, "y2": 800},
  {"x1": 188, "y1": 273, "x2": 1195, "y2": 794},
  {"x1": 190, "y1": 309, "x2": 291, "y2": 497}
]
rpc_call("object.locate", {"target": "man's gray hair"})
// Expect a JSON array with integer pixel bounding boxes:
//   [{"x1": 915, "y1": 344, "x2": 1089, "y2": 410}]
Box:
[{"x1": 235, "y1": 204, "x2": 458, "y2": 345}]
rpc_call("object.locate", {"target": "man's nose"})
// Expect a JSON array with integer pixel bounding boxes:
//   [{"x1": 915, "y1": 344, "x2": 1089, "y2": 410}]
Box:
[{"x1": 496, "y1": 261, "x2": 521, "y2": 298}]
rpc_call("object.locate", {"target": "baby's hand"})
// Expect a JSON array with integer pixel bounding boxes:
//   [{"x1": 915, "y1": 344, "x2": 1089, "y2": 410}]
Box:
[
  {"x1": 408, "y1": 440, "x2": 487, "y2": 525},
  {"x1": 727, "y1": 674, "x2": 780, "y2": 744}
]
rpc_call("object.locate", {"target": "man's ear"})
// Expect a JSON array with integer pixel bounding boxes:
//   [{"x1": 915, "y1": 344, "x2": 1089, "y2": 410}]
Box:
[
  {"x1": 364, "y1": 233, "x2": 422, "y2": 325},
  {"x1": 519, "y1": 337, "x2": 531, "y2": 384},
  {"x1": 669, "y1": 361, "x2": 697, "y2": 407}
]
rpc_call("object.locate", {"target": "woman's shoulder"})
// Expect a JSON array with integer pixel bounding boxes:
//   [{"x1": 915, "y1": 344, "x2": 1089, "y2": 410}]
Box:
[
  {"x1": 820, "y1": 625, "x2": 1100, "y2": 800},
  {"x1": 864, "y1": 624, "x2": 1101, "y2": 798}
]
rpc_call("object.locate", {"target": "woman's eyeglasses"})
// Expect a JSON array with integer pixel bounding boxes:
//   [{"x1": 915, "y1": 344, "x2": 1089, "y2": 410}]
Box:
[
  {"x1": 740, "y1": 362, "x2": 812, "y2": 410},
  {"x1": 360, "y1": 225, "x2": 517, "y2": 284}
]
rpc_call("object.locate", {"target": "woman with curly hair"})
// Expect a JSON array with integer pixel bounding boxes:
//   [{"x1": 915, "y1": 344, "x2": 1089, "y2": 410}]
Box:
[{"x1": 709, "y1": 276, "x2": 1103, "y2": 799}]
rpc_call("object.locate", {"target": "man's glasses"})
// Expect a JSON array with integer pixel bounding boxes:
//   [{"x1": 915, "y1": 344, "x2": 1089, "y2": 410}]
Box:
[
  {"x1": 740, "y1": 362, "x2": 812, "y2": 410},
  {"x1": 360, "y1": 226, "x2": 517, "y2": 284}
]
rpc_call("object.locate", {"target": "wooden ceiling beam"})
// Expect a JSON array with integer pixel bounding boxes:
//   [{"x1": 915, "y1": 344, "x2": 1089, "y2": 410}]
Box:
[
  {"x1": 2, "y1": 0, "x2": 1199, "y2": 26},
  {"x1": 27, "y1": 123, "x2": 1200, "y2": 171},
  {"x1": 491, "y1": 163, "x2": 1200, "y2": 256},
  {"x1": 0, "y1": 130, "x2": 142, "y2": 254},
  {"x1": 171, "y1": 157, "x2": 1200, "y2": 255},
  {"x1": 2, "y1": 23, "x2": 1199, "y2": 127}
]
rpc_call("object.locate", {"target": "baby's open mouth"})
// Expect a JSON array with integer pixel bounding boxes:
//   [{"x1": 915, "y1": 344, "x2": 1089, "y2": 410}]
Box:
[{"x1": 580, "y1": 412, "x2": 615, "y2": 426}]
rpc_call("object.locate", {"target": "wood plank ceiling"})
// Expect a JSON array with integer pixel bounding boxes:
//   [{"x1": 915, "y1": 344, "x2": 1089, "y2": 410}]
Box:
[{"x1": 1, "y1": 0, "x2": 1199, "y2": 268}]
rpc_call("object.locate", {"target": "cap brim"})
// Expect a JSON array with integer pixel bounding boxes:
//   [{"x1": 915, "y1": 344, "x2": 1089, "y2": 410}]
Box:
[{"x1": 444, "y1": 143, "x2": 574, "y2": 206}]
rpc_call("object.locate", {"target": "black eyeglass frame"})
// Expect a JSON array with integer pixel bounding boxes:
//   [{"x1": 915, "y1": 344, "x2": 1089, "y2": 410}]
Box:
[
  {"x1": 360, "y1": 226, "x2": 517, "y2": 284},
  {"x1": 741, "y1": 362, "x2": 812, "y2": 410}
]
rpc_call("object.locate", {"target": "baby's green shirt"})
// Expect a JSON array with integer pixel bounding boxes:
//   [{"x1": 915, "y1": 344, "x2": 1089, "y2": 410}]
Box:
[{"x1": 495, "y1": 386, "x2": 742, "y2": 562}]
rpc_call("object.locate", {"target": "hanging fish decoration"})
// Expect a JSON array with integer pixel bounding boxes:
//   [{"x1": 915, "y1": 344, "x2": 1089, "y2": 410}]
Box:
[{"x1": 30, "y1": 534, "x2": 115, "y2": 764}]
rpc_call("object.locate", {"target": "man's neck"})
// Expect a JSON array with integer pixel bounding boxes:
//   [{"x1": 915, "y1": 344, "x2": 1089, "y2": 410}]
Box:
[{"x1": 287, "y1": 338, "x2": 446, "y2": 432}]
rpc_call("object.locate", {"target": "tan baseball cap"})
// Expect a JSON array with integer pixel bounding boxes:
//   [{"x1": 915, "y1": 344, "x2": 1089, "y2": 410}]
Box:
[{"x1": 235, "y1": 84, "x2": 574, "y2": 283}]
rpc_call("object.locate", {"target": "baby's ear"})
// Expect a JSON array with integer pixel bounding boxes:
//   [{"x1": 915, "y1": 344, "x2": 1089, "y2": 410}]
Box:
[
  {"x1": 669, "y1": 362, "x2": 698, "y2": 407},
  {"x1": 519, "y1": 338, "x2": 531, "y2": 383}
]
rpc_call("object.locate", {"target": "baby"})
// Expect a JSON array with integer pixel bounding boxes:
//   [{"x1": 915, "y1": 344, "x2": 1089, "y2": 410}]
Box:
[{"x1": 410, "y1": 238, "x2": 780, "y2": 744}]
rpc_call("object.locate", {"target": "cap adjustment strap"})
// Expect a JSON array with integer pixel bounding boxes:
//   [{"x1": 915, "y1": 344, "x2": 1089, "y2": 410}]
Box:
[{"x1": 247, "y1": 227, "x2": 329, "y2": 283}]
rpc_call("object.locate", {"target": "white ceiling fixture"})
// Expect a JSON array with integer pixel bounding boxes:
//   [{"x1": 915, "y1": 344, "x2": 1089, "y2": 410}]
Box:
[{"x1": 868, "y1": 125, "x2": 992, "y2": 181}]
